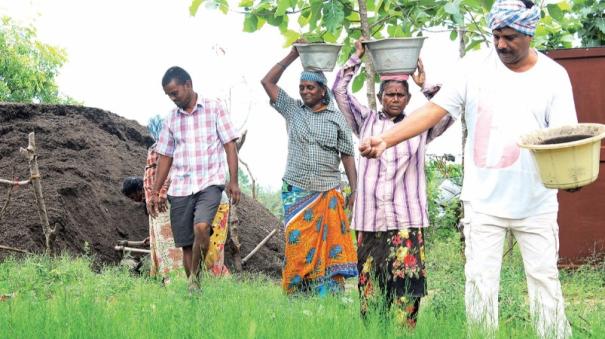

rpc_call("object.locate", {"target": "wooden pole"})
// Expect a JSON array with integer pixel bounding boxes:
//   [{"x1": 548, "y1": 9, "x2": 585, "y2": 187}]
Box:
[
  {"x1": 19, "y1": 132, "x2": 55, "y2": 255},
  {"x1": 114, "y1": 245, "x2": 151, "y2": 254},
  {"x1": 242, "y1": 228, "x2": 277, "y2": 265},
  {"x1": 0, "y1": 245, "x2": 30, "y2": 254}
]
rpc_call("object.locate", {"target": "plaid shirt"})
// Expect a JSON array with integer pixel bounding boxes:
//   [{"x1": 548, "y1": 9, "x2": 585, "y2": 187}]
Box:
[
  {"x1": 271, "y1": 88, "x2": 355, "y2": 192},
  {"x1": 332, "y1": 55, "x2": 454, "y2": 231},
  {"x1": 156, "y1": 95, "x2": 239, "y2": 197},
  {"x1": 144, "y1": 143, "x2": 170, "y2": 202}
]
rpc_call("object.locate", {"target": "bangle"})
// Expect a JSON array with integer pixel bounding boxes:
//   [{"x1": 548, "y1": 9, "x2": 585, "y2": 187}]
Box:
[{"x1": 276, "y1": 62, "x2": 286, "y2": 69}]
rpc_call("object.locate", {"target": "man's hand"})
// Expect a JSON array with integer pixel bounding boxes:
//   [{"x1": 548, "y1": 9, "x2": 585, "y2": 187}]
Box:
[
  {"x1": 411, "y1": 59, "x2": 425, "y2": 89},
  {"x1": 227, "y1": 182, "x2": 241, "y2": 205},
  {"x1": 359, "y1": 136, "x2": 387, "y2": 158}
]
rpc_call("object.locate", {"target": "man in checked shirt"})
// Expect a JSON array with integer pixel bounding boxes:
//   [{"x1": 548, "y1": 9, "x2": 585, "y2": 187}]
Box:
[
  {"x1": 149, "y1": 66, "x2": 241, "y2": 293},
  {"x1": 332, "y1": 39, "x2": 454, "y2": 328}
]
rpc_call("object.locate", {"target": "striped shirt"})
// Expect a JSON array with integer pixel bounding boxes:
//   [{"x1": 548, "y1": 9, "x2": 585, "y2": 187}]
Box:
[
  {"x1": 332, "y1": 55, "x2": 454, "y2": 231},
  {"x1": 156, "y1": 95, "x2": 239, "y2": 197},
  {"x1": 271, "y1": 88, "x2": 355, "y2": 192}
]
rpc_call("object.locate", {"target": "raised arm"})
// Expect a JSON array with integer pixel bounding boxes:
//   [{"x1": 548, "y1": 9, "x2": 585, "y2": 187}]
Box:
[
  {"x1": 261, "y1": 46, "x2": 299, "y2": 103},
  {"x1": 332, "y1": 40, "x2": 372, "y2": 136}
]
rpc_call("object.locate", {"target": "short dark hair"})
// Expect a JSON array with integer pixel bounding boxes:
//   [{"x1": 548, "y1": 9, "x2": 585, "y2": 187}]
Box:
[
  {"x1": 121, "y1": 176, "x2": 143, "y2": 197},
  {"x1": 377, "y1": 80, "x2": 410, "y2": 97},
  {"x1": 162, "y1": 66, "x2": 192, "y2": 87}
]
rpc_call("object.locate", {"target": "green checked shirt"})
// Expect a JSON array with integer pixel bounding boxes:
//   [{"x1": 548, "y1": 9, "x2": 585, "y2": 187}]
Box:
[{"x1": 271, "y1": 88, "x2": 355, "y2": 192}]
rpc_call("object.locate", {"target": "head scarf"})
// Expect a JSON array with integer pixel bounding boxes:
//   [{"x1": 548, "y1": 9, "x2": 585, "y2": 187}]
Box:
[
  {"x1": 488, "y1": 0, "x2": 540, "y2": 36},
  {"x1": 380, "y1": 73, "x2": 409, "y2": 82},
  {"x1": 300, "y1": 71, "x2": 327, "y2": 86}
]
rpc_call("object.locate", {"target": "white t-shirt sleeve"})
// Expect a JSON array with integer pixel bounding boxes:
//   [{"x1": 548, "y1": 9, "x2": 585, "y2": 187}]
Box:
[
  {"x1": 431, "y1": 58, "x2": 468, "y2": 120},
  {"x1": 546, "y1": 67, "x2": 578, "y2": 127}
]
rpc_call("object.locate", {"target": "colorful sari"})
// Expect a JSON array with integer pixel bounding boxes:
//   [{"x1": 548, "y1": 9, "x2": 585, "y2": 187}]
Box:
[
  {"x1": 149, "y1": 198, "x2": 230, "y2": 279},
  {"x1": 357, "y1": 228, "x2": 427, "y2": 327},
  {"x1": 281, "y1": 182, "x2": 358, "y2": 295},
  {"x1": 149, "y1": 202, "x2": 183, "y2": 278},
  {"x1": 205, "y1": 200, "x2": 230, "y2": 276}
]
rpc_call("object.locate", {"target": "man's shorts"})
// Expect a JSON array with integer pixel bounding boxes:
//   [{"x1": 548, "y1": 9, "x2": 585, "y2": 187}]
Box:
[{"x1": 168, "y1": 185, "x2": 224, "y2": 247}]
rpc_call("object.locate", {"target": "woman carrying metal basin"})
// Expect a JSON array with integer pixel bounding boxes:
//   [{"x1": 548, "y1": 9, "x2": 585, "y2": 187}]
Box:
[
  {"x1": 332, "y1": 38, "x2": 454, "y2": 328},
  {"x1": 260, "y1": 41, "x2": 359, "y2": 296}
]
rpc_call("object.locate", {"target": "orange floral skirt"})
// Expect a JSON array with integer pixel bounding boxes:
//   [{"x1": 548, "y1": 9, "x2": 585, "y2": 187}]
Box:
[{"x1": 281, "y1": 182, "x2": 358, "y2": 295}]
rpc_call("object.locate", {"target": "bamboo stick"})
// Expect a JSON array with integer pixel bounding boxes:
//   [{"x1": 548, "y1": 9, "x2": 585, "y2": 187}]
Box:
[
  {"x1": 242, "y1": 228, "x2": 277, "y2": 264},
  {"x1": 20, "y1": 132, "x2": 55, "y2": 255},
  {"x1": 0, "y1": 245, "x2": 30, "y2": 254},
  {"x1": 114, "y1": 245, "x2": 151, "y2": 254}
]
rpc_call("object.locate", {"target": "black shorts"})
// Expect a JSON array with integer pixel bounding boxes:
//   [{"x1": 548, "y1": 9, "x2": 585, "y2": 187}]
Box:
[{"x1": 167, "y1": 185, "x2": 224, "y2": 247}]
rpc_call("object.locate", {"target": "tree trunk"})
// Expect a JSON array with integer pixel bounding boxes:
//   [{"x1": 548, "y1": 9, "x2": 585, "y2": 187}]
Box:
[
  {"x1": 458, "y1": 29, "x2": 468, "y2": 257},
  {"x1": 19, "y1": 132, "x2": 55, "y2": 255},
  {"x1": 357, "y1": 0, "x2": 377, "y2": 111}
]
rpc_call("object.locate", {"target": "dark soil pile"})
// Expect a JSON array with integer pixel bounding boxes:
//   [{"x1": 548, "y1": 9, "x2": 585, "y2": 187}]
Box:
[{"x1": 0, "y1": 103, "x2": 284, "y2": 276}]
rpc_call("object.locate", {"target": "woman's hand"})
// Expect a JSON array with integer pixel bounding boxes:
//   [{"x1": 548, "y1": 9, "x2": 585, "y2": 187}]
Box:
[
  {"x1": 354, "y1": 38, "x2": 366, "y2": 59},
  {"x1": 411, "y1": 58, "x2": 426, "y2": 89}
]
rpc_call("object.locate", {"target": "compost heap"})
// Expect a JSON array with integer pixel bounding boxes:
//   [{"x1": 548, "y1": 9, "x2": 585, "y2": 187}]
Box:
[{"x1": 0, "y1": 103, "x2": 284, "y2": 276}]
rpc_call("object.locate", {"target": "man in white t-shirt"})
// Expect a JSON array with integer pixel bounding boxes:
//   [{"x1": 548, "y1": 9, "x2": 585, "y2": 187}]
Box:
[{"x1": 359, "y1": 1, "x2": 576, "y2": 337}]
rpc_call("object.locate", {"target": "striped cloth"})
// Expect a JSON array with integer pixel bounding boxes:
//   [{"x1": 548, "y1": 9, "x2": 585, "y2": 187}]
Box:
[
  {"x1": 156, "y1": 95, "x2": 239, "y2": 197},
  {"x1": 332, "y1": 55, "x2": 454, "y2": 232},
  {"x1": 488, "y1": 0, "x2": 540, "y2": 36}
]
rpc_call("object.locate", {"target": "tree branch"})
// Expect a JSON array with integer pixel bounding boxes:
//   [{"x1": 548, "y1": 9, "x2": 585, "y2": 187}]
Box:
[
  {"x1": 239, "y1": 157, "x2": 256, "y2": 200},
  {"x1": 462, "y1": 5, "x2": 491, "y2": 48}
]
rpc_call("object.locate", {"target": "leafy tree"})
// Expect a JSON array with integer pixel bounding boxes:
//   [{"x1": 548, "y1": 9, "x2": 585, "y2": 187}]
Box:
[
  {"x1": 536, "y1": 0, "x2": 605, "y2": 49},
  {"x1": 0, "y1": 17, "x2": 74, "y2": 104},
  {"x1": 147, "y1": 114, "x2": 165, "y2": 141},
  {"x1": 190, "y1": 0, "x2": 602, "y2": 108}
]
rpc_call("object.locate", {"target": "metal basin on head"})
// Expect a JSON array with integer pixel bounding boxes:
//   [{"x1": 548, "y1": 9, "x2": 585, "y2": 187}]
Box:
[
  {"x1": 294, "y1": 43, "x2": 342, "y2": 72},
  {"x1": 363, "y1": 37, "x2": 427, "y2": 75}
]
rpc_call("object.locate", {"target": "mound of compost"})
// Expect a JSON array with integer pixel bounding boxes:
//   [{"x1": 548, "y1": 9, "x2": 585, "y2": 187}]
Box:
[{"x1": 0, "y1": 103, "x2": 284, "y2": 276}]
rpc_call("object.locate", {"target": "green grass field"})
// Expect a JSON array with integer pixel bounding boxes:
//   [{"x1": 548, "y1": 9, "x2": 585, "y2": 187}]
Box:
[{"x1": 1, "y1": 228, "x2": 603, "y2": 338}]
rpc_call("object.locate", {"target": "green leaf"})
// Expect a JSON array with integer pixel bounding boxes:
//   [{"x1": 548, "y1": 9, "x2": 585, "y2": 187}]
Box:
[
  {"x1": 596, "y1": 18, "x2": 605, "y2": 34},
  {"x1": 282, "y1": 29, "x2": 301, "y2": 47},
  {"x1": 323, "y1": 31, "x2": 339, "y2": 43},
  {"x1": 189, "y1": 0, "x2": 204, "y2": 16},
  {"x1": 560, "y1": 33, "x2": 574, "y2": 43},
  {"x1": 547, "y1": 4, "x2": 564, "y2": 22},
  {"x1": 352, "y1": 71, "x2": 366, "y2": 93},
  {"x1": 238, "y1": 0, "x2": 253, "y2": 7},
  {"x1": 467, "y1": 39, "x2": 482, "y2": 51},
  {"x1": 444, "y1": 2, "x2": 460, "y2": 15},
  {"x1": 275, "y1": 0, "x2": 291, "y2": 17},
  {"x1": 322, "y1": 1, "x2": 345, "y2": 35},
  {"x1": 450, "y1": 29, "x2": 458, "y2": 41},
  {"x1": 557, "y1": 1, "x2": 571, "y2": 11},
  {"x1": 309, "y1": 0, "x2": 323, "y2": 31},
  {"x1": 298, "y1": 8, "x2": 311, "y2": 26},
  {"x1": 243, "y1": 14, "x2": 259, "y2": 32}
]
